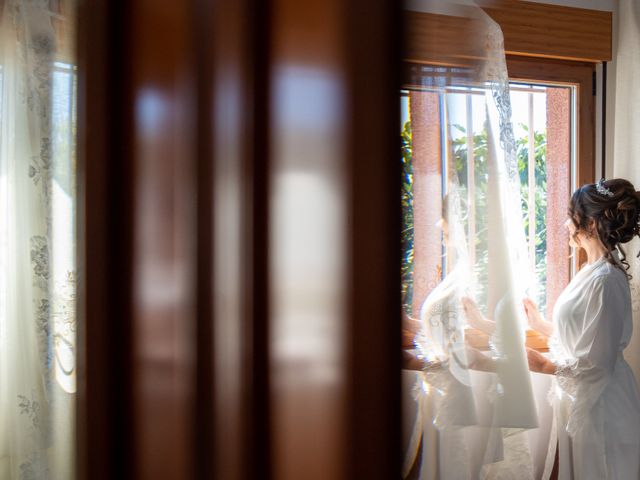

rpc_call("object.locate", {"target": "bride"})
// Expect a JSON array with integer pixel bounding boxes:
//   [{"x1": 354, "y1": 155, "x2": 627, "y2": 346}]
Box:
[{"x1": 526, "y1": 178, "x2": 640, "y2": 479}]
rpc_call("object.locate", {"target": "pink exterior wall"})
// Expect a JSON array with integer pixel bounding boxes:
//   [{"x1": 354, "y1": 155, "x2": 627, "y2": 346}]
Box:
[
  {"x1": 410, "y1": 91, "x2": 443, "y2": 318},
  {"x1": 545, "y1": 87, "x2": 571, "y2": 319}
]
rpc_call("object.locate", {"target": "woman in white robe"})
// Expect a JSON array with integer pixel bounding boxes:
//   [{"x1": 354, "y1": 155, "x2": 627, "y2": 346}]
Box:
[{"x1": 526, "y1": 178, "x2": 640, "y2": 479}]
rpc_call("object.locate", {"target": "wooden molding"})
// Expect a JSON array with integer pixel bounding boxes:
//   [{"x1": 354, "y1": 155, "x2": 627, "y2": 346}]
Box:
[
  {"x1": 483, "y1": 1, "x2": 612, "y2": 62},
  {"x1": 403, "y1": 10, "x2": 487, "y2": 67},
  {"x1": 405, "y1": 1, "x2": 612, "y2": 65}
]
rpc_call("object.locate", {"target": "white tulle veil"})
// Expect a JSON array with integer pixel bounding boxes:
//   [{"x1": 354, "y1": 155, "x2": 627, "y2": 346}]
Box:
[{"x1": 402, "y1": 1, "x2": 540, "y2": 477}]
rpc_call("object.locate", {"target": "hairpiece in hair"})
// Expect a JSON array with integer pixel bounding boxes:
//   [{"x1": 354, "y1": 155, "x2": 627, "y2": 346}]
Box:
[{"x1": 596, "y1": 178, "x2": 614, "y2": 198}]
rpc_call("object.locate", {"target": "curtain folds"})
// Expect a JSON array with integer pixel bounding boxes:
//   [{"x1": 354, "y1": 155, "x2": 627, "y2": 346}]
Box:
[
  {"x1": 402, "y1": 1, "x2": 545, "y2": 478},
  {"x1": 0, "y1": 1, "x2": 76, "y2": 478},
  {"x1": 612, "y1": 0, "x2": 640, "y2": 385}
]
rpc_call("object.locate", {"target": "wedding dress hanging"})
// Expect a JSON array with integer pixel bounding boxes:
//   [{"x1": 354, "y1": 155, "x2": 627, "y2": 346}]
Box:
[{"x1": 0, "y1": 1, "x2": 77, "y2": 478}]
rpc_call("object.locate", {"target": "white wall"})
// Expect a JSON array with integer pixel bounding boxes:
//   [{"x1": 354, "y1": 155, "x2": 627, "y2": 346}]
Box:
[{"x1": 605, "y1": 1, "x2": 619, "y2": 180}]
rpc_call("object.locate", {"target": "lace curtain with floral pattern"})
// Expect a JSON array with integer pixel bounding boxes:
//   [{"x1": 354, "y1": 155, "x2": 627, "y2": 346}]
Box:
[{"x1": 0, "y1": 0, "x2": 76, "y2": 478}]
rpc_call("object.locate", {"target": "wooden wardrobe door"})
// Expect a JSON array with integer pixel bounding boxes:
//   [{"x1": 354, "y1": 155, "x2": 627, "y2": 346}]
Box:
[{"x1": 78, "y1": 1, "x2": 400, "y2": 479}]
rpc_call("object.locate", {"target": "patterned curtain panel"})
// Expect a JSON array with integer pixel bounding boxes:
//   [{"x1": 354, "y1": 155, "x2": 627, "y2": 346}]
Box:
[{"x1": 0, "y1": 1, "x2": 76, "y2": 478}]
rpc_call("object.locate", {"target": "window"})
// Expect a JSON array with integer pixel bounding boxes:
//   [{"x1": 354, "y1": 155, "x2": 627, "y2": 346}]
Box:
[
  {"x1": 401, "y1": 57, "x2": 595, "y2": 351},
  {"x1": 507, "y1": 55, "x2": 597, "y2": 306},
  {"x1": 50, "y1": 60, "x2": 78, "y2": 392}
]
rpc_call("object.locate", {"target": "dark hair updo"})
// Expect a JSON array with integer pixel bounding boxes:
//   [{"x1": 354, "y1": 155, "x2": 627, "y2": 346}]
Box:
[{"x1": 568, "y1": 178, "x2": 640, "y2": 276}]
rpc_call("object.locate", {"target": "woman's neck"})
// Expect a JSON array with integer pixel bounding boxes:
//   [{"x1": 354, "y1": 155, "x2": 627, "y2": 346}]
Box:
[{"x1": 583, "y1": 240, "x2": 607, "y2": 264}]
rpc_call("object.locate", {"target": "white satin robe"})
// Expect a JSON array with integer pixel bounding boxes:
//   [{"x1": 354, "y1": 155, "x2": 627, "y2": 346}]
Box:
[{"x1": 545, "y1": 256, "x2": 640, "y2": 479}]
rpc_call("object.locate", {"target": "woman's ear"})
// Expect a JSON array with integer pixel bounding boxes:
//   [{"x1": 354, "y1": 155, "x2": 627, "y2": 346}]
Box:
[{"x1": 588, "y1": 218, "x2": 597, "y2": 236}]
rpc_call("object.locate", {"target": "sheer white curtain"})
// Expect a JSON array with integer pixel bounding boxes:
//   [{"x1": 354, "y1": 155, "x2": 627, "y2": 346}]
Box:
[
  {"x1": 612, "y1": 0, "x2": 640, "y2": 385},
  {"x1": 402, "y1": 1, "x2": 542, "y2": 478},
  {"x1": 0, "y1": 1, "x2": 76, "y2": 478}
]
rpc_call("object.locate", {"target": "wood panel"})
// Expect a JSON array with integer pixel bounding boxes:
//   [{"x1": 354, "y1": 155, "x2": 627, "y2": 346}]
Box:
[
  {"x1": 268, "y1": 0, "x2": 349, "y2": 477},
  {"x1": 208, "y1": 0, "x2": 253, "y2": 477},
  {"x1": 193, "y1": 0, "x2": 215, "y2": 478},
  {"x1": 269, "y1": 0, "x2": 400, "y2": 479},
  {"x1": 482, "y1": 1, "x2": 612, "y2": 62},
  {"x1": 79, "y1": 1, "x2": 204, "y2": 479},
  {"x1": 403, "y1": 10, "x2": 487, "y2": 67},
  {"x1": 128, "y1": 1, "x2": 198, "y2": 478},
  {"x1": 209, "y1": 0, "x2": 271, "y2": 477},
  {"x1": 76, "y1": 0, "x2": 132, "y2": 478},
  {"x1": 346, "y1": 1, "x2": 401, "y2": 478},
  {"x1": 405, "y1": 2, "x2": 612, "y2": 66},
  {"x1": 79, "y1": 1, "x2": 401, "y2": 479}
]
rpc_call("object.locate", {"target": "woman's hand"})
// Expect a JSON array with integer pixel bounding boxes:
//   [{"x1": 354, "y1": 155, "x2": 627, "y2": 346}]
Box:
[
  {"x1": 526, "y1": 347, "x2": 555, "y2": 374},
  {"x1": 461, "y1": 297, "x2": 495, "y2": 335},
  {"x1": 523, "y1": 298, "x2": 554, "y2": 337},
  {"x1": 523, "y1": 298, "x2": 543, "y2": 329}
]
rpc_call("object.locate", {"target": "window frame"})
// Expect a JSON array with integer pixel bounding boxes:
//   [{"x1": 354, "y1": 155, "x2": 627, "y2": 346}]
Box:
[
  {"x1": 400, "y1": 58, "x2": 598, "y2": 353},
  {"x1": 506, "y1": 55, "x2": 597, "y2": 351},
  {"x1": 506, "y1": 55, "x2": 596, "y2": 269}
]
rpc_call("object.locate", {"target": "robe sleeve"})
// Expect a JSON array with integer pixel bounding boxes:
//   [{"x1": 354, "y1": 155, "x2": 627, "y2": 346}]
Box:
[{"x1": 553, "y1": 273, "x2": 626, "y2": 437}]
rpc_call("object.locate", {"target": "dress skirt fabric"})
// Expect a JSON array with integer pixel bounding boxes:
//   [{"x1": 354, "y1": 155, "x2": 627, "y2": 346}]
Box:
[{"x1": 544, "y1": 256, "x2": 640, "y2": 479}]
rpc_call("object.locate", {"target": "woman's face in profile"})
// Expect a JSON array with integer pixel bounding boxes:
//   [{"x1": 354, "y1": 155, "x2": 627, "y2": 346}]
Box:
[{"x1": 564, "y1": 217, "x2": 580, "y2": 248}]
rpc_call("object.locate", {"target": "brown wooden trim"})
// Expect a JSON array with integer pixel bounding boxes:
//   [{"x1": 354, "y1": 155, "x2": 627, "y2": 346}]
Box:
[
  {"x1": 505, "y1": 55, "x2": 596, "y2": 211},
  {"x1": 76, "y1": 1, "x2": 133, "y2": 478},
  {"x1": 347, "y1": 1, "x2": 402, "y2": 478},
  {"x1": 404, "y1": 3, "x2": 612, "y2": 66},
  {"x1": 483, "y1": 1, "x2": 612, "y2": 62},
  {"x1": 209, "y1": 0, "x2": 271, "y2": 478},
  {"x1": 192, "y1": 0, "x2": 215, "y2": 477},
  {"x1": 403, "y1": 10, "x2": 487, "y2": 67},
  {"x1": 247, "y1": 0, "x2": 272, "y2": 477},
  {"x1": 402, "y1": 61, "x2": 479, "y2": 90}
]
